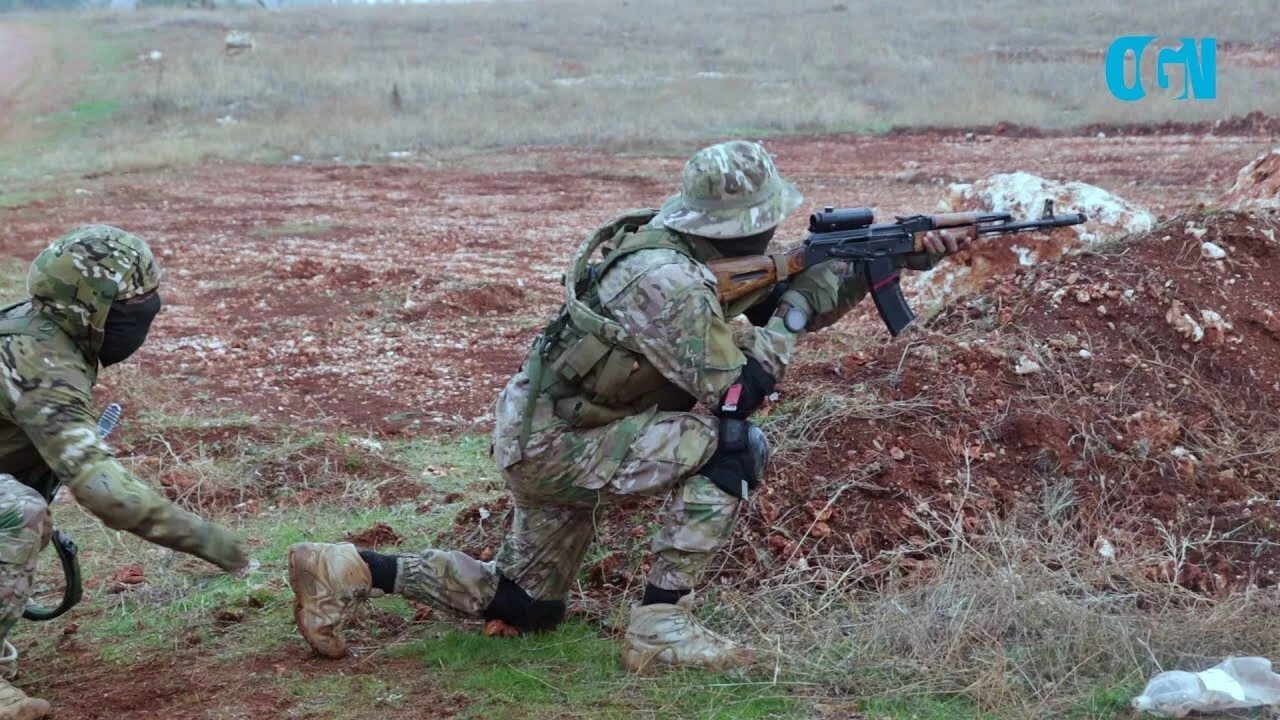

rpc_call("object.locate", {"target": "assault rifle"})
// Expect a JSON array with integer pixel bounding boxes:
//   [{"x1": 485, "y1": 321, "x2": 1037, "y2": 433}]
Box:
[
  {"x1": 710, "y1": 199, "x2": 1088, "y2": 336},
  {"x1": 22, "y1": 403, "x2": 120, "y2": 621}
]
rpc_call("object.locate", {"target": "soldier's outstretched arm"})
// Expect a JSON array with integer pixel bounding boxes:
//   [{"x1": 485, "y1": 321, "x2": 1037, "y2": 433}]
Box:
[
  {"x1": 600, "y1": 251, "x2": 799, "y2": 414},
  {"x1": 5, "y1": 351, "x2": 247, "y2": 572}
]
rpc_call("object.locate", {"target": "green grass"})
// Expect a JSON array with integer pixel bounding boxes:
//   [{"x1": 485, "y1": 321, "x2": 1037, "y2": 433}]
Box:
[
  {"x1": 390, "y1": 621, "x2": 798, "y2": 720},
  {"x1": 47, "y1": 99, "x2": 121, "y2": 128},
  {"x1": 0, "y1": 190, "x2": 52, "y2": 209},
  {"x1": 860, "y1": 695, "x2": 995, "y2": 720},
  {"x1": 252, "y1": 222, "x2": 337, "y2": 238},
  {"x1": 397, "y1": 434, "x2": 500, "y2": 495},
  {"x1": 276, "y1": 672, "x2": 411, "y2": 720},
  {"x1": 2, "y1": 416, "x2": 1183, "y2": 720},
  {"x1": 0, "y1": 18, "x2": 139, "y2": 183}
]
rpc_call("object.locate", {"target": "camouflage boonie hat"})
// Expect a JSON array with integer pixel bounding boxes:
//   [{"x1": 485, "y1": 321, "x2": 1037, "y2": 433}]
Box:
[
  {"x1": 653, "y1": 140, "x2": 803, "y2": 239},
  {"x1": 27, "y1": 224, "x2": 161, "y2": 352}
]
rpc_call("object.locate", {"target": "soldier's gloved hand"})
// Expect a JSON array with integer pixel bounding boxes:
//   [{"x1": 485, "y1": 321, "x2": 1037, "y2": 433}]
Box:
[
  {"x1": 70, "y1": 460, "x2": 249, "y2": 573},
  {"x1": 716, "y1": 357, "x2": 776, "y2": 421},
  {"x1": 192, "y1": 522, "x2": 250, "y2": 574}
]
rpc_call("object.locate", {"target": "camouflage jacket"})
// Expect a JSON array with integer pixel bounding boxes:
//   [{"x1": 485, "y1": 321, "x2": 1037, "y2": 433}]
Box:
[
  {"x1": 528, "y1": 210, "x2": 871, "y2": 430},
  {"x1": 0, "y1": 226, "x2": 245, "y2": 572}
]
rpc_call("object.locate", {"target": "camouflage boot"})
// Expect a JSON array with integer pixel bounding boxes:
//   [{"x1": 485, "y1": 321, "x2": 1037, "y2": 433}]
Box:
[
  {"x1": 620, "y1": 593, "x2": 755, "y2": 673},
  {"x1": 288, "y1": 542, "x2": 373, "y2": 658},
  {"x1": 0, "y1": 680, "x2": 49, "y2": 720}
]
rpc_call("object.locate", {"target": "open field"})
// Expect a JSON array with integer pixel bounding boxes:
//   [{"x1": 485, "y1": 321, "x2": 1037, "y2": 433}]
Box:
[
  {"x1": 3, "y1": 2, "x2": 1280, "y2": 719},
  {"x1": 2, "y1": 0, "x2": 1280, "y2": 177}
]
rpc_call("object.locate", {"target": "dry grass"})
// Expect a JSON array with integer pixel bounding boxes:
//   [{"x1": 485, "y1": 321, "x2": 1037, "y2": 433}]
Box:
[
  {"x1": 25, "y1": 0, "x2": 1280, "y2": 172},
  {"x1": 719, "y1": 503, "x2": 1280, "y2": 719}
]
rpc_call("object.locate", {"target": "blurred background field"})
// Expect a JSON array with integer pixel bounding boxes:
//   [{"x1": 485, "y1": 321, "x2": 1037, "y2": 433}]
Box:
[{"x1": 2, "y1": 0, "x2": 1279, "y2": 178}]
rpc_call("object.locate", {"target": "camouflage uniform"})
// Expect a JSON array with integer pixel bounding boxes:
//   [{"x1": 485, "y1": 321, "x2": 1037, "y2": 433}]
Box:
[
  {"x1": 395, "y1": 143, "x2": 821, "y2": 610},
  {"x1": 289, "y1": 141, "x2": 923, "y2": 670},
  {"x1": 0, "y1": 226, "x2": 246, "y2": 672}
]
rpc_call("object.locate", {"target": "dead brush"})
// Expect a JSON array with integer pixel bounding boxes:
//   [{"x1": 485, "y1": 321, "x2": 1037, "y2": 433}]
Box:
[
  {"x1": 719, "y1": 500, "x2": 1280, "y2": 719},
  {"x1": 760, "y1": 382, "x2": 934, "y2": 469}
]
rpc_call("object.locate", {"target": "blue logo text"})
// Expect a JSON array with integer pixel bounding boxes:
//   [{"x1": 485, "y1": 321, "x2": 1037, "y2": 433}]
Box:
[{"x1": 1105, "y1": 36, "x2": 1216, "y2": 102}]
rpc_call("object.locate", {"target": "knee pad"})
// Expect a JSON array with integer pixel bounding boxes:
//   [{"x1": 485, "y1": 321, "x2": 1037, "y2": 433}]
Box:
[
  {"x1": 482, "y1": 576, "x2": 566, "y2": 633},
  {"x1": 702, "y1": 419, "x2": 770, "y2": 499}
]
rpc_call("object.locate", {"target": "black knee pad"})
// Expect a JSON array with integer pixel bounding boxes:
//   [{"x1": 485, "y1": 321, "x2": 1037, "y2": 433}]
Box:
[
  {"x1": 482, "y1": 576, "x2": 566, "y2": 633},
  {"x1": 703, "y1": 419, "x2": 771, "y2": 499}
]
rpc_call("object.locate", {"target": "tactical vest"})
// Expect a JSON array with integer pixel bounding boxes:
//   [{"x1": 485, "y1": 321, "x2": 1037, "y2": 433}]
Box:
[{"x1": 518, "y1": 210, "x2": 766, "y2": 448}]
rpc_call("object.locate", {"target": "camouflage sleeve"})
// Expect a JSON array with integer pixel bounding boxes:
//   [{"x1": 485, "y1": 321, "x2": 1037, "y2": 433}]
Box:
[
  {"x1": 807, "y1": 269, "x2": 871, "y2": 333},
  {"x1": 599, "y1": 249, "x2": 798, "y2": 406},
  {"x1": 0, "y1": 338, "x2": 246, "y2": 571}
]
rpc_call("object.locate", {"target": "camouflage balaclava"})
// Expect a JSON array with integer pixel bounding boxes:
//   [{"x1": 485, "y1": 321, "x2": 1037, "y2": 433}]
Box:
[
  {"x1": 652, "y1": 140, "x2": 803, "y2": 246},
  {"x1": 27, "y1": 225, "x2": 162, "y2": 363}
]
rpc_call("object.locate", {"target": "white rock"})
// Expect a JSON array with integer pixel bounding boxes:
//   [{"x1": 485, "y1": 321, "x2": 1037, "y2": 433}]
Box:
[
  {"x1": 1167, "y1": 303, "x2": 1204, "y2": 342},
  {"x1": 1013, "y1": 356, "x2": 1042, "y2": 375},
  {"x1": 1094, "y1": 536, "x2": 1116, "y2": 560},
  {"x1": 1220, "y1": 147, "x2": 1280, "y2": 211},
  {"x1": 1201, "y1": 241, "x2": 1227, "y2": 260},
  {"x1": 903, "y1": 172, "x2": 1155, "y2": 315}
]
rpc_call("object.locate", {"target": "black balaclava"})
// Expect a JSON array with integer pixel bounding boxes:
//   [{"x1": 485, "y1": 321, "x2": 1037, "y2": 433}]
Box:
[
  {"x1": 706, "y1": 227, "x2": 777, "y2": 258},
  {"x1": 99, "y1": 290, "x2": 162, "y2": 367}
]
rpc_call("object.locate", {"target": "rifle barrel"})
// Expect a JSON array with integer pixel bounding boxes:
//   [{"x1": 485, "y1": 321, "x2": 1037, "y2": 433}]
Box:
[{"x1": 975, "y1": 213, "x2": 1088, "y2": 235}]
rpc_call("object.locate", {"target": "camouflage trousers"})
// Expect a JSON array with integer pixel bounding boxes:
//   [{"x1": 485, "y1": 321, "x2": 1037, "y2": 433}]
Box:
[
  {"x1": 395, "y1": 371, "x2": 738, "y2": 613},
  {"x1": 0, "y1": 476, "x2": 52, "y2": 654}
]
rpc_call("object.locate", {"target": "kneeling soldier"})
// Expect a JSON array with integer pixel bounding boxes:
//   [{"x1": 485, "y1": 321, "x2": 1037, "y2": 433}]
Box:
[{"x1": 289, "y1": 141, "x2": 970, "y2": 672}]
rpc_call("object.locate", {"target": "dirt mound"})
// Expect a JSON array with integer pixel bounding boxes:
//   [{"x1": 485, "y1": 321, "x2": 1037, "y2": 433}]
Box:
[
  {"x1": 346, "y1": 522, "x2": 403, "y2": 549},
  {"x1": 906, "y1": 172, "x2": 1154, "y2": 313},
  {"x1": 1221, "y1": 148, "x2": 1280, "y2": 210},
  {"x1": 728, "y1": 209, "x2": 1280, "y2": 596}
]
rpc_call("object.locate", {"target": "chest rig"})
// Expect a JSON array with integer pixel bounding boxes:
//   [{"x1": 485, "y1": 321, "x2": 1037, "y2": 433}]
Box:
[{"x1": 517, "y1": 210, "x2": 713, "y2": 449}]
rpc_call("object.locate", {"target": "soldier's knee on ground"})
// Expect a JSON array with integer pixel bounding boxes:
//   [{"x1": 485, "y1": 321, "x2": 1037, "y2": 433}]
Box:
[{"x1": 481, "y1": 575, "x2": 566, "y2": 633}]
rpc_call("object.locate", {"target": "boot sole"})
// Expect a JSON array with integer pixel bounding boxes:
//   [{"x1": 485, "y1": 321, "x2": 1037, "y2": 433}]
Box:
[
  {"x1": 287, "y1": 545, "x2": 347, "y2": 659},
  {"x1": 621, "y1": 643, "x2": 756, "y2": 674}
]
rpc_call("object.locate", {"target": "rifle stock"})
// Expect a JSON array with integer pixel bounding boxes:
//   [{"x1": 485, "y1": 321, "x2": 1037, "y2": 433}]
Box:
[{"x1": 709, "y1": 247, "x2": 808, "y2": 304}]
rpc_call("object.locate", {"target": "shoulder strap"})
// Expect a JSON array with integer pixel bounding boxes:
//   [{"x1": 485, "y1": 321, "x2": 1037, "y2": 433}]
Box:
[
  {"x1": 563, "y1": 209, "x2": 668, "y2": 347},
  {"x1": 0, "y1": 306, "x2": 55, "y2": 339},
  {"x1": 593, "y1": 226, "x2": 696, "y2": 280}
]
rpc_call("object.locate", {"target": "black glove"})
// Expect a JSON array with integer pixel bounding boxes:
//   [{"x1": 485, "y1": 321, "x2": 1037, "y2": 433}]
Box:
[
  {"x1": 743, "y1": 283, "x2": 789, "y2": 327},
  {"x1": 716, "y1": 357, "x2": 776, "y2": 421}
]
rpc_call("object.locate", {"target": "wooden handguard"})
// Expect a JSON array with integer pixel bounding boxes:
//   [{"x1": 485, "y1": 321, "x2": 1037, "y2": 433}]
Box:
[
  {"x1": 709, "y1": 247, "x2": 808, "y2": 303},
  {"x1": 929, "y1": 211, "x2": 985, "y2": 228}
]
